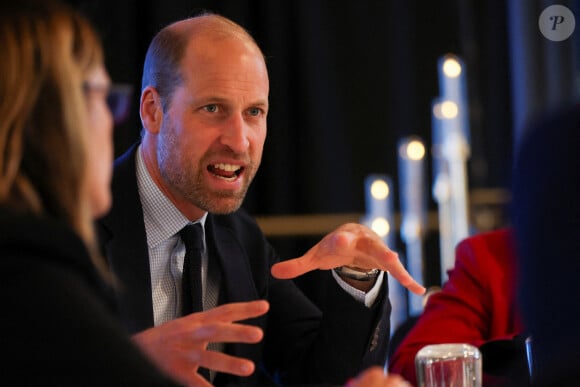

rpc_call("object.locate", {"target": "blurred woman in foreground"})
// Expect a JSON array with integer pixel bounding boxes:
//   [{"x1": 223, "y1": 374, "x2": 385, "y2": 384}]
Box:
[{"x1": 0, "y1": 1, "x2": 179, "y2": 385}]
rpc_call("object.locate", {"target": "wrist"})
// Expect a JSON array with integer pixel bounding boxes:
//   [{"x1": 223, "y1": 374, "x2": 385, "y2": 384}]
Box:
[{"x1": 334, "y1": 266, "x2": 380, "y2": 281}]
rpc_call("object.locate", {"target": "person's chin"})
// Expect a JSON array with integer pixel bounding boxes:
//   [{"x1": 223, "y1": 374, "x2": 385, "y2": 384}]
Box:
[{"x1": 204, "y1": 195, "x2": 245, "y2": 215}]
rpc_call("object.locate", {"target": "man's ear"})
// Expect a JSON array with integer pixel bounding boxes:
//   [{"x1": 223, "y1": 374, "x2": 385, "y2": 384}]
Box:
[{"x1": 140, "y1": 86, "x2": 163, "y2": 135}]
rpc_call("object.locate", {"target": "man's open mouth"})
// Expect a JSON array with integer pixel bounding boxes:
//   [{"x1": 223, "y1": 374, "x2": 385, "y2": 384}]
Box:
[{"x1": 207, "y1": 163, "x2": 243, "y2": 181}]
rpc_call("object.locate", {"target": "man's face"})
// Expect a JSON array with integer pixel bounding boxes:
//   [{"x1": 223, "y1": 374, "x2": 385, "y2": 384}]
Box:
[{"x1": 156, "y1": 35, "x2": 269, "y2": 215}]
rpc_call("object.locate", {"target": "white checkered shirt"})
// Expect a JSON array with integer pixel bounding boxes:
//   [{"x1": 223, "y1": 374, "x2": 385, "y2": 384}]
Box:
[{"x1": 135, "y1": 146, "x2": 219, "y2": 326}]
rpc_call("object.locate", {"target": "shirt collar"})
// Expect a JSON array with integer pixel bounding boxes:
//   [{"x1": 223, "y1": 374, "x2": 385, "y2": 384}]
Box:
[{"x1": 136, "y1": 145, "x2": 207, "y2": 247}]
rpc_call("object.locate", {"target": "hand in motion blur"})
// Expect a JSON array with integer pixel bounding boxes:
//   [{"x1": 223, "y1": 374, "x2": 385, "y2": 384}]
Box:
[{"x1": 132, "y1": 301, "x2": 269, "y2": 386}]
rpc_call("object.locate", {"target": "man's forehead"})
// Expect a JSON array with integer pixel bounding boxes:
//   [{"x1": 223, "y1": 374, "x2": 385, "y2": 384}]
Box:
[
  {"x1": 180, "y1": 37, "x2": 268, "y2": 82},
  {"x1": 182, "y1": 80, "x2": 269, "y2": 105}
]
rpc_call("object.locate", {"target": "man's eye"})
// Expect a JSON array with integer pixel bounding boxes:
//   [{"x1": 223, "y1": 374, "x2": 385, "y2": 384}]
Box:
[
  {"x1": 248, "y1": 107, "x2": 261, "y2": 116},
  {"x1": 204, "y1": 104, "x2": 218, "y2": 113}
]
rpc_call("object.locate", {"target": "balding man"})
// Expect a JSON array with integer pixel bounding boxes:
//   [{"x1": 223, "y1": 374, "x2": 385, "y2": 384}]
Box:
[{"x1": 98, "y1": 12, "x2": 424, "y2": 386}]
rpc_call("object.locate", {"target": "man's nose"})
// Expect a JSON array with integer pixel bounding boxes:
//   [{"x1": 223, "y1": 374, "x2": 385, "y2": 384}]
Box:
[{"x1": 220, "y1": 113, "x2": 250, "y2": 152}]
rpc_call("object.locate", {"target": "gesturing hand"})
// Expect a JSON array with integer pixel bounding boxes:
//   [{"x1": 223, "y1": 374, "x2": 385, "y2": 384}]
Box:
[
  {"x1": 270, "y1": 223, "x2": 425, "y2": 295},
  {"x1": 132, "y1": 300, "x2": 269, "y2": 386}
]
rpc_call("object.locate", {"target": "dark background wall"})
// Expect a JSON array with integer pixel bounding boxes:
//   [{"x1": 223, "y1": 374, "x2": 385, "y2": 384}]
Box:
[
  {"x1": 68, "y1": 0, "x2": 514, "y2": 203},
  {"x1": 67, "y1": 0, "x2": 518, "y2": 291}
]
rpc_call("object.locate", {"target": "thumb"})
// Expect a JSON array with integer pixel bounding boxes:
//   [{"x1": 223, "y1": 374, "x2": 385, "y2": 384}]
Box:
[{"x1": 271, "y1": 258, "x2": 312, "y2": 279}]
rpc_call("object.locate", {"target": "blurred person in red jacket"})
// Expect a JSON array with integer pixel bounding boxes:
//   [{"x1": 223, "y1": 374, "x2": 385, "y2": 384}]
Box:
[{"x1": 388, "y1": 229, "x2": 529, "y2": 385}]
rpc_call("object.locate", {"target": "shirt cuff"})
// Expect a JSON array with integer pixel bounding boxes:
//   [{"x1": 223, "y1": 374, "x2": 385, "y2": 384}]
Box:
[{"x1": 331, "y1": 269, "x2": 385, "y2": 308}]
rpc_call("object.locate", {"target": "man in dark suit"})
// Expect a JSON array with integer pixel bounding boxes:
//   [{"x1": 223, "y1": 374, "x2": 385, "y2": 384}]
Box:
[{"x1": 98, "y1": 12, "x2": 424, "y2": 386}]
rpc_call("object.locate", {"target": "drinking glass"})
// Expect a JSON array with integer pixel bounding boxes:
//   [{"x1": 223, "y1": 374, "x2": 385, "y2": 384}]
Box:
[{"x1": 415, "y1": 343, "x2": 482, "y2": 387}]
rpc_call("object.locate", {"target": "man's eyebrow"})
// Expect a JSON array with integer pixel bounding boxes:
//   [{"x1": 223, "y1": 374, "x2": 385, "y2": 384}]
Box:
[
  {"x1": 209, "y1": 97, "x2": 269, "y2": 106},
  {"x1": 252, "y1": 100, "x2": 269, "y2": 108},
  {"x1": 192, "y1": 96, "x2": 269, "y2": 109},
  {"x1": 195, "y1": 96, "x2": 227, "y2": 104}
]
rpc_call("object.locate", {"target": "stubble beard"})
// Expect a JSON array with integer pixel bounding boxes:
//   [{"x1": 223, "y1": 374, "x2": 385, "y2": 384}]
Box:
[
  {"x1": 190, "y1": 158, "x2": 255, "y2": 214},
  {"x1": 157, "y1": 124, "x2": 256, "y2": 215}
]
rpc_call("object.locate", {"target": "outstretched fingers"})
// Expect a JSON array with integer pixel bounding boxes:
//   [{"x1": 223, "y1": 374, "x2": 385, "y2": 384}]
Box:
[
  {"x1": 189, "y1": 322, "x2": 264, "y2": 345},
  {"x1": 196, "y1": 350, "x2": 256, "y2": 377},
  {"x1": 381, "y1": 257, "x2": 426, "y2": 295},
  {"x1": 193, "y1": 300, "x2": 269, "y2": 324}
]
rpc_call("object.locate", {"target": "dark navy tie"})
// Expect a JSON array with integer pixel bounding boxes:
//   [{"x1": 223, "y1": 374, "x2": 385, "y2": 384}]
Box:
[
  {"x1": 180, "y1": 223, "x2": 211, "y2": 380},
  {"x1": 180, "y1": 223, "x2": 204, "y2": 315}
]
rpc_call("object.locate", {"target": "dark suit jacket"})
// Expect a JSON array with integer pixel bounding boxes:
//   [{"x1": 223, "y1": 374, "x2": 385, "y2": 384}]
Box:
[{"x1": 97, "y1": 144, "x2": 391, "y2": 386}]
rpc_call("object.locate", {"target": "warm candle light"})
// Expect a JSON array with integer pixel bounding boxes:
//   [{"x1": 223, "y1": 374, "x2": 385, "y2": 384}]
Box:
[
  {"x1": 398, "y1": 136, "x2": 427, "y2": 315},
  {"x1": 370, "y1": 179, "x2": 390, "y2": 200},
  {"x1": 438, "y1": 54, "x2": 470, "y2": 148},
  {"x1": 398, "y1": 137, "x2": 427, "y2": 236},
  {"x1": 440, "y1": 101, "x2": 459, "y2": 119},
  {"x1": 432, "y1": 99, "x2": 455, "y2": 285},
  {"x1": 406, "y1": 140, "x2": 426, "y2": 160},
  {"x1": 434, "y1": 54, "x2": 471, "y2": 283},
  {"x1": 442, "y1": 57, "x2": 462, "y2": 78},
  {"x1": 371, "y1": 217, "x2": 390, "y2": 237},
  {"x1": 363, "y1": 174, "x2": 406, "y2": 333}
]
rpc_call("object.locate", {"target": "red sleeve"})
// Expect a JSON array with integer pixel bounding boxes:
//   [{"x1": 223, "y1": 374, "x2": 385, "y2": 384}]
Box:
[{"x1": 387, "y1": 229, "x2": 522, "y2": 385}]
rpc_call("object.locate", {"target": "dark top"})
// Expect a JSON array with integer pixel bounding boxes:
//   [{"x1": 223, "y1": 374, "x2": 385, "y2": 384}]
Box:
[
  {"x1": 0, "y1": 208, "x2": 180, "y2": 386},
  {"x1": 512, "y1": 104, "x2": 580, "y2": 386},
  {"x1": 97, "y1": 144, "x2": 392, "y2": 386}
]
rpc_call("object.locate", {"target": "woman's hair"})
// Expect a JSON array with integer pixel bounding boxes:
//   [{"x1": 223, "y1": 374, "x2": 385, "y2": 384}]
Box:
[{"x1": 0, "y1": 0, "x2": 106, "y2": 272}]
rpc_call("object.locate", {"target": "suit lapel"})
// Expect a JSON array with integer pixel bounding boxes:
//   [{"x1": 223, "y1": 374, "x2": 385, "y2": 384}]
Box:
[
  {"x1": 206, "y1": 215, "x2": 265, "y2": 386},
  {"x1": 206, "y1": 215, "x2": 259, "y2": 304},
  {"x1": 99, "y1": 144, "x2": 154, "y2": 333}
]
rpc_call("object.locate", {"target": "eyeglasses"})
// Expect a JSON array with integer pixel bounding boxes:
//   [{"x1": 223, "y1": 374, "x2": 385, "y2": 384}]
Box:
[
  {"x1": 83, "y1": 82, "x2": 133, "y2": 125},
  {"x1": 107, "y1": 83, "x2": 133, "y2": 125}
]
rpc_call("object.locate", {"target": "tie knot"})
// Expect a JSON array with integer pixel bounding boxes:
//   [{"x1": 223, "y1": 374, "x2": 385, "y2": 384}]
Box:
[{"x1": 180, "y1": 223, "x2": 203, "y2": 251}]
